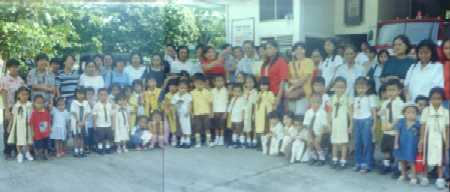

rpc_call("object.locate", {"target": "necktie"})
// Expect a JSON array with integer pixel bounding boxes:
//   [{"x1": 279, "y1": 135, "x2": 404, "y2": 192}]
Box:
[
  {"x1": 309, "y1": 112, "x2": 316, "y2": 131},
  {"x1": 387, "y1": 101, "x2": 393, "y2": 123},
  {"x1": 103, "y1": 104, "x2": 108, "y2": 122},
  {"x1": 79, "y1": 105, "x2": 84, "y2": 122},
  {"x1": 121, "y1": 109, "x2": 127, "y2": 126},
  {"x1": 334, "y1": 98, "x2": 340, "y2": 118}
]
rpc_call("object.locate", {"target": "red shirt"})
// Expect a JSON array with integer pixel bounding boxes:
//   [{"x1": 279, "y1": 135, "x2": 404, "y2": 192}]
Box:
[
  {"x1": 201, "y1": 59, "x2": 225, "y2": 76},
  {"x1": 260, "y1": 57, "x2": 289, "y2": 94},
  {"x1": 30, "y1": 110, "x2": 51, "y2": 140},
  {"x1": 444, "y1": 61, "x2": 450, "y2": 100}
]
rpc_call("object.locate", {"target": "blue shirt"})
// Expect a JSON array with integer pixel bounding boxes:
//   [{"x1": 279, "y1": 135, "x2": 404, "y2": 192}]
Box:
[
  {"x1": 380, "y1": 57, "x2": 415, "y2": 79},
  {"x1": 56, "y1": 70, "x2": 80, "y2": 102},
  {"x1": 111, "y1": 71, "x2": 130, "y2": 87}
]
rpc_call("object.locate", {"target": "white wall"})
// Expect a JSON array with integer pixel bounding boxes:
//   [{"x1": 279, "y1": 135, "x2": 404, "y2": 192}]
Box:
[
  {"x1": 333, "y1": 0, "x2": 379, "y2": 35},
  {"x1": 302, "y1": 0, "x2": 334, "y2": 38}
]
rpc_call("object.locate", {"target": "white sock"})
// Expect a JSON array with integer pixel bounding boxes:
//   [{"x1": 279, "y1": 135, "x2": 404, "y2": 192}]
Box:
[
  {"x1": 383, "y1": 160, "x2": 390, "y2": 167},
  {"x1": 332, "y1": 157, "x2": 338, "y2": 162},
  {"x1": 318, "y1": 151, "x2": 325, "y2": 161},
  {"x1": 340, "y1": 159, "x2": 346, "y2": 164},
  {"x1": 105, "y1": 144, "x2": 111, "y2": 149},
  {"x1": 239, "y1": 136, "x2": 245, "y2": 143},
  {"x1": 98, "y1": 144, "x2": 103, "y2": 150},
  {"x1": 74, "y1": 148, "x2": 79, "y2": 153},
  {"x1": 80, "y1": 148, "x2": 84, "y2": 153},
  {"x1": 232, "y1": 134, "x2": 237, "y2": 143},
  {"x1": 252, "y1": 139, "x2": 257, "y2": 144}
]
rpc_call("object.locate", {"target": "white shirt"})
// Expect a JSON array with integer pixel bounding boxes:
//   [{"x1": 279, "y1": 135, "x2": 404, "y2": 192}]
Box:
[
  {"x1": 211, "y1": 87, "x2": 228, "y2": 113},
  {"x1": 93, "y1": 102, "x2": 113, "y2": 128},
  {"x1": 379, "y1": 97, "x2": 404, "y2": 134},
  {"x1": 124, "y1": 65, "x2": 146, "y2": 85},
  {"x1": 352, "y1": 95, "x2": 377, "y2": 119},
  {"x1": 270, "y1": 122, "x2": 284, "y2": 139},
  {"x1": 355, "y1": 52, "x2": 369, "y2": 66},
  {"x1": 303, "y1": 108, "x2": 328, "y2": 135},
  {"x1": 170, "y1": 59, "x2": 202, "y2": 75},
  {"x1": 228, "y1": 96, "x2": 246, "y2": 123},
  {"x1": 404, "y1": 62, "x2": 444, "y2": 102},
  {"x1": 334, "y1": 63, "x2": 365, "y2": 97},
  {"x1": 79, "y1": 74, "x2": 105, "y2": 93},
  {"x1": 171, "y1": 92, "x2": 192, "y2": 115},
  {"x1": 320, "y1": 55, "x2": 343, "y2": 88},
  {"x1": 70, "y1": 100, "x2": 91, "y2": 122}
]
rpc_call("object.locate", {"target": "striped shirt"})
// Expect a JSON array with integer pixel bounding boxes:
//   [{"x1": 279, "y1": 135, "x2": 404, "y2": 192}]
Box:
[{"x1": 56, "y1": 70, "x2": 80, "y2": 101}]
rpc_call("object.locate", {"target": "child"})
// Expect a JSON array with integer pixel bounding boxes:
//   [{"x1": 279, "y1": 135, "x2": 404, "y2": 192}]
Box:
[
  {"x1": 414, "y1": 96, "x2": 428, "y2": 117},
  {"x1": 70, "y1": 88, "x2": 91, "y2": 158},
  {"x1": 162, "y1": 79, "x2": 178, "y2": 146},
  {"x1": 280, "y1": 112, "x2": 297, "y2": 155},
  {"x1": 419, "y1": 88, "x2": 449, "y2": 189},
  {"x1": 50, "y1": 97, "x2": 70, "y2": 158},
  {"x1": 211, "y1": 76, "x2": 228, "y2": 146},
  {"x1": 254, "y1": 77, "x2": 276, "y2": 149},
  {"x1": 93, "y1": 88, "x2": 114, "y2": 154},
  {"x1": 130, "y1": 116, "x2": 152, "y2": 150},
  {"x1": 261, "y1": 112, "x2": 283, "y2": 155},
  {"x1": 291, "y1": 116, "x2": 310, "y2": 163},
  {"x1": 191, "y1": 75, "x2": 213, "y2": 147},
  {"x1": 227, "y1": 83, "x2": 246, "y2": 148},
  {"x1": 30, "y1": 95, "x2": 51, "y2": 160},
  {"x1": 172, "y1": 80, "x2": 193, "y2": 148},
  {"x1": 379, "y1": 79, "x2": 405, "y2": 174},
  {"x1": 144, "y1": 78, "x2": 161, "y2": 116},
  {"x1": 311, "y1": 76, "x2": 330, "y2": 111},
  {"x1": 8, "y1": 87, "x2": 34, "y2": 163},
  {"x1": 84, "y1": 87, "x2": 96, "y2": 153},
  {"x1": 129, "y1": 80, "x2": 144, "y2": 128},
  {"x1": 329, "y1": 77, "x2": 351, "y2": 169},
  {"x1": 394, "y1": 104, "x2": 421, "y2": 185},
  {"x1": 352, "y1": 77, "x2": 377, "y2": 173},
  {"x1": 109, "y1": 83, "x2": 122, "y2": 102},
  {"x1": 304, "y1": 94, "x2": 328, "y2": 166},
  {"x1": 149, "y1": 110, "x2": 168, "y2": 148},
  {"x1": 112, "y1": 94, "x2": 130, "y2": 153},
  {"x1": 242, "y1": 75, "x2": 258, "y2": 147}
]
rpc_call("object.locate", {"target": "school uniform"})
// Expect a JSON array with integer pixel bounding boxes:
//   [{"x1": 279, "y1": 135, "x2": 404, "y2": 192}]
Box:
[
  {"x1": 163, "y1": 92, "x2": 178, "y2": 136},
  {"x1": 303, "y1": 108, "x2": 328, "y2": 138},
  {"x1": 243, "y1": 89, "x2": 258, "y2": 133},
  {"x1": 394, "y1": 118, "x2": 420, "y2": 163},
  {"x1": 113, "y1": 106, "x2": 130, "y2": 143},
  {"x1": 267, "y1": 122, "x2": 284, "y2": 156},
  {"x1": 404, "y1": 62, "x2": 444, "y2": 102},
  {"x1": 421, "y1": 106, "x2": 449, "y2": 166},
  {"x1": 211, "y1": 87, "x2": 228, "y2": 129},
  {"x1": 379, "y1": 97, "x2": 404, "y2": 153},
  {"x1": 7, "y1": 102, "x2": 33, "y2": 146},
  {"x1": 172, "y1": 92, "x2": 193, "y2": 135},
  {"x1": 70, "y1": 100, "x2": 91, "y2": 135},
  {"x1": 281, "y1": 125, "x2": 297, "y2": 154},
  {"x1": 254, "y1": 91, "x2": 276, "y2": 134},
  {"x1": 291, "y1": 128, "x2": 310, "y2": 163},
  {"x1": 352, "y1": 95, "x2": 377, "y2": 169},
  {"x1": 50, "y1": 108, "x2": 70, "y2": 140},
  {"x1": 330, "y1": 95, "x2": 351, "y2": 144},
  {"x1": 93, "y1": 102, "x2": 113, "y2": 143},
  {"x1": 227, "y1": 96, "x2": 246, "y2": 133},
  {"x1": 128, "y1": 92, "x2": 144, "y2": 128},
  {"x1": 191, "y1": 88, "x2": 212, "y2": 135},
  {"x1": 144, "y1": 88, "x2": 161, "y2": 116}
]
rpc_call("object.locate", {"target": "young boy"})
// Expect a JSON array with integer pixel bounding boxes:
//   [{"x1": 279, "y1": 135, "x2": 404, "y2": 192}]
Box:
[
  {"x1": 190, "y1": 75, "x2": 213, "y2": 148},
  {"x1": 379, "y1": 79, "x2": 404, "y2": 174},
  {"x1": 84, "y1": 87, "x2": 96, "y2": 153},
  {"x1": 211, "y1": 76, "x2": 228, "y2": 146},
  {"x1": 303, "y1": 94, "x2": 328, "y2": 166},
  {"x1": 30, "y1": 95, "x2": 51, "y2": 160},
  {"x1": 93, "y1": 88, "x2": 114, "y2": 154},
  {"x1": 172, "y1": 80, "x2": 193, "y2": 148},
  {"x1": 261, "y1": 112, "x2": 283, "y2": 155},
  {"x1": 227, "y1": 84, "x2": 246, "y2": 148}
]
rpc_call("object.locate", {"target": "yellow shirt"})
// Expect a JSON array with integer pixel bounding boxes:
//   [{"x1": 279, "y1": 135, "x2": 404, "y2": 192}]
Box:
[
  {"x1": 144, "y1": 88, "x2": 161, "y2": 115},
  {"x1": 289, "y1": 58, "x2": 315, "y2": 97},
  {"x1": 191, "y1": 88, "x2": 212, "y2": 116}
]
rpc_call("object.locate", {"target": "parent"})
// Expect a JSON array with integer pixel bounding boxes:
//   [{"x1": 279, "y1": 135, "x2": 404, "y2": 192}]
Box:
[
  {"x1": 404, "y1": 40, "x2": 443, "y2": 103},
  {"x1": 55, "y1": 54, "x2": 80, "y2": 106},
  {"x1": 27, "y1": 53, "x2": 56, "y2": 102},
  {"x1": 380, "y1": 35, "x2": 415, "y2": 83},
  {"x1": 79, "y1": 60, "x2": 105, "y2": 93},
  {"x1": 260, "y1": 40, "x2": 289, "y2": 95},
  {"x1": 367, "y1": 49, "x2": 390, "y2": 93},
  {"x1": 110, "y1": 59, "x2": 129, "y2": 87},
  {"x1": 125, "y1": 52, "x2": 146, "y2": 85},
  {"x1": 236, "y1": 40, "x2": 258, "y2": 76},
  {"x1": 320, "y1": 39, "x2": 343, "y2": 88},
  {"x1": 441, "y1": 38, "x2": 450, "y2": 103},
  {"x1": 0, "y1": 59, "x2": 25, "y2": 160},
  {"x1": 201, "y1": 46, "x2": 226, "y2": 79},
  {"x1": 102, "y1": 53, "x2": 114, "y2": 88},
  {"x1": 142, "y1": 54, "x2": 165, "y2": 87},
  {"x1": 171, "y1": 46, "x2": 202, "y2": 75}
]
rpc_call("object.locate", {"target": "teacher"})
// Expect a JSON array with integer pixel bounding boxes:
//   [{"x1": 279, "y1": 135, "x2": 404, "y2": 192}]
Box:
[{"x1": 260, "y1": 40, "x2": 289, "y2": 95}]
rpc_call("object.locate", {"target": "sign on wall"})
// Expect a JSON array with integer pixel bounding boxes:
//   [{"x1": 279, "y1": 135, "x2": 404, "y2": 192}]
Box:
[
  {"x1": 345, "y1": 0, "x2": 364, "y2": 26},
  {"x1": 231, "y1": 18, "x2": 255, "y2": 46}
]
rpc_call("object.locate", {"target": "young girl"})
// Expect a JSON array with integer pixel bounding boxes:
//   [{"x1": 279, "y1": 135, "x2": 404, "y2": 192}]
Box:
[
  {"x1": 112, "y1": 94, "x2": 130, "y2": 153},
  {"x1": 172, "y1": 80, "x2": 193, "y2": 148},
  {"x1": 144, "y1": 78, "x2": 161, "y2": 116},
  {"x1": 70, "y1": 88, "x2": 90, "y2": 158},
  {"x1": 419, "y1": 88, "x2": 449, "y2": 189},
  {"x1": 162, "y1": 79, "x2": 178, "y2": 146},
  {"x1": 129, "y1": 79, "x2": 144, "y2": 128},
  {"x1": 394, "y1": 104, "x2": 421, "y2": 185},
  {"x1": 130, "y1": 116, "x2": 151, "y2": 150},
  {"x1": 304, "y1": 94, "x2": 328, "y2": 166},
  {"x1": 211, "y1": 76, "x2": 228, "y2": 146},
  {"x1": 109, "y1": 83, "x2": 122, "y2": 102},
  {"x1": 352, "y1": 77, "x2": 377, "y2": 173},
  {"x1": 149, "y1": 110, "x2": 168, "y2": 148},
  {"x1": 280, "y1": 112, "x2": 296, "y2": 155},
  {"x1": 242, "y1": 75, "x2": 258, "y2": 147},
  {"x1": 8, "y1": 87, "x2": 34, "y2": 163},
  {"x1": 30, "y1": 95, "x2": 51, "y2": 160},
  {"x1": 261, "y1": 112, "x2": 283, "y2": 155},
  {"x1": 50, "y1": 97, "x2": 70, "y2": 158},
  {"x1": 254, "y1": 77, "x2": 276, "y2": 149},
  {"x1": 291, "y1": 117, "x2": 309, "y2": 163},
  {"x1": 329, "y1": 77, "x2": 351, "y2": 169},
  {"x1": 227, "y1": 84, "x2": 246, "y2": 148}
]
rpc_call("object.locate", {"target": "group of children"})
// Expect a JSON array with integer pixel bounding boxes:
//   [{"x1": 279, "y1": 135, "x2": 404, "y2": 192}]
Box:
[{"x1": 4, "y1": 68, "x2": 450, "y2": 189}]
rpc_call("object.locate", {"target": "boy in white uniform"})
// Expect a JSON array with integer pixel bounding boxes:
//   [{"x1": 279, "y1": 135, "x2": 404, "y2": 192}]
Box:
[
  {"x1": 171, "y1": 80, "x2": 193, "y2": 148},
  {"x1": 93, "y1": 88, "x2": 114, "y2": 154},
  {"x1": 303, "y1": 94, "x2": 328, "y2": 166}
]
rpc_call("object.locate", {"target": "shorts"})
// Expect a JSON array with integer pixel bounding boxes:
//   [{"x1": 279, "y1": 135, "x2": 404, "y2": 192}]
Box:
[
  {"x1": 213, "y1": 113, "x2": 226, "y2": 129},
  {"x1": 381, "y1": 134, "x2": 395, "y2": 153},
  {"x1": 192, "y1": 115, "x2": 210, "y2": 134},
  {"x1": 72, "y1": 126, "x2": 87, "y2": 137},
  {"x1": 231, "y1": 122, "x2": 243, "y2": 133},
  {"x1": 320, "y1": 133, "x2": 331, "y2": 149},
  {"x1": 34, "y1": 137, "x2": 50, "y2": 150},
  {"x1": 94, "y1": 127, "x2": 113, "y2": 143}
]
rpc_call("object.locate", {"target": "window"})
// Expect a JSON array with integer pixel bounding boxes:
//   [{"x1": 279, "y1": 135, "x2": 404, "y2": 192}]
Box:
[{"x1": 260, "y1": 0, "x2": 293, "y2": 21}]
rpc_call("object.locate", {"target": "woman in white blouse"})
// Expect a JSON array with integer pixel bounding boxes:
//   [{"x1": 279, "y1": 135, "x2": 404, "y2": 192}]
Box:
[
  {"x1": 79, "y1": 60, "x2": 105, "y2": 93},
  {"x1": 320, "y1": 39, "x2": 343, "y2": 89},
  {"x1": 404, "y1": 40, "x2": 444, "y2": 102}
]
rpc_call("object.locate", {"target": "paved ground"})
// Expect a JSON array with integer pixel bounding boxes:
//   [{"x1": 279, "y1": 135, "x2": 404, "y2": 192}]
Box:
[{"x1": 0, "y1": 145, "x2": 443, "y2": 192}]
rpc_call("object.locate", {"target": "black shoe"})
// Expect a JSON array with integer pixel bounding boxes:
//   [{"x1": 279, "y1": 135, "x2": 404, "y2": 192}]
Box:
[
  {"x1": 316, "y1": 160, "x2": 325, "y2": 166},
  {"x1": 175, "y1": 144, "x2": 182, "y2": 148},
  {"x1": 79, "y1": 153, "x2": 87, "y2": 158},
  {"x1": 331, "y1": 161, "x2": 339, "y2": 169},
  {"x1": 73, "y1": 152, "x2": 80, "y2": 158},
  {"x1": 308, "y1": 160, "x2": 317, "y2": 166},
  {"x1": 380, "y1": 166, "x2": 391, "y2": 175},
  {"x1": 98, "y1": 149, "x2": 104, "y2": 155}
]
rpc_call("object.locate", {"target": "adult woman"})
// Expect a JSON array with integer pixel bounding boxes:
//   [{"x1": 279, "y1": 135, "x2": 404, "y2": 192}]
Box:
[
  {"x1": 441, "y1": 39, "x2": 450, "y2": 102},
  {"x1": 286, "y1": 43, "x2": 314, "y2": 115},
  {"x1": 125, "y1": 52, "x2": 146, "y2": 85},
  {"x1": 367, "y1": 49, "x2": 390, "y2": 93},
  {"x1": 27, "y1": 53, "x2": 56, "y2": 102},
  {"x1": 201, "y1": 46, "x2": 226, "y2": 78},
  {"x1": 142, "y1": 55, "x2": 165, "y2": 87},
  {"x1": 404, "y1": 39, "x2": 443, "y2": 103},
  {"x1": 102, "y1": 53, "x2": 114, "y2": 88},
  {"x1": 79, "y1": 60, "x2": 105, "y2": 93},
  {"x1": 55, "y1": 54, "x2": 80, "y2": 105},
  {"x1": 260, "y1": 40, "x2": 289, "y2": 95},
  {"x1": 320, "y1": 39, "x2": 343, "y2": 88},
  {"x1": 171, "y1": 46, "x2": 201, "y2": 75},
  {"x1": 380, "y1": 35, "x2": 415, "y2": 83},
  {"x1": 310, "y1": 49, "x2": 323, "y2": 80},
  {"x1": 111, "y1": 59, "x2": 129, "y2": 87}
]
